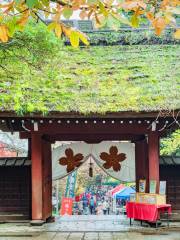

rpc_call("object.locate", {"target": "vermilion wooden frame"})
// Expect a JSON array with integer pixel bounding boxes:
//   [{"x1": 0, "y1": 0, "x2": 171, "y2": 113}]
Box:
[{"x1": 0, "y1": 112, "x2": 179, "y2": 222}]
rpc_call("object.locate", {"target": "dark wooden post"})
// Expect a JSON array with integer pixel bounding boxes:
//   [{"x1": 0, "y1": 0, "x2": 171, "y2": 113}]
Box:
[
  {"x1": 28, "y1": 138, "x2": 31, "y2": 160},
  {"x1": 42, "y1": 139, "x2": 52, "y2": 221},
  {"x1": 31, "y1": 134, "x2": 53, "y2": 224},
  {"x1": 148, "y1": 132, "x2": 160, "y2": 193},
  {"x1": 31, "y1": 133, "x2": 44, "y2": 223},
  {"x1": 135, "y1": 138, "x2": 148, "y2": 192}
]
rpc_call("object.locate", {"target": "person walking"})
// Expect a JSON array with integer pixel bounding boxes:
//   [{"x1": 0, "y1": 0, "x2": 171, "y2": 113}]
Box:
[
  {"x1": 102, "y1": 199, "x2": 107, "y2": 215},
  {"x1": 83, "y1": 197, "x2": 88, "y2": 214},
  {"x1": 89, "y1": 196, "x2": 95, "y2": 215},
  {"x1": 107, "y1": 200, "x2": 110, "y2": 215}
]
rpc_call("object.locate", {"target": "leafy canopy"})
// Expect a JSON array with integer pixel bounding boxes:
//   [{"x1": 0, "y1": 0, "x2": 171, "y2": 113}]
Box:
[
  {"x1": 0, "y1": 0, "x2": 180, "y2": 46},
  {"x1": 0, "y1": 21, "x2": 179, "y2": 115},
  {"x1": 160, "y1": 130, "x2": 180, "y2": 156}
]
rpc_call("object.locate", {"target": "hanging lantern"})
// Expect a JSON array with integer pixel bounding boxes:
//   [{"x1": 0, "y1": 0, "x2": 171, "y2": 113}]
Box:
[{"x1": 89, "y1": 158, "x2": 93, "y2": 177}]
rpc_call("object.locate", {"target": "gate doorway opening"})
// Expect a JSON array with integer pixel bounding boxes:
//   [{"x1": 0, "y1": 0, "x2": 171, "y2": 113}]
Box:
[
  {"x1": 52, "y1": 156, "x2": 135, "y2": 218},
  {"x1": 51, "y1": 140, "x2": 136, "y2": 227}
]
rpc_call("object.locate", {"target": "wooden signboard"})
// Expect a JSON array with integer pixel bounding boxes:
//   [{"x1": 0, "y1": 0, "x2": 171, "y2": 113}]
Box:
[
  {"x1": 159, "y1": 181, "x2": 166, "y2": 195},
  {"x1": 130, "y1": 193, "x2": 136, "y2": 202},
  {"x1": 139, "y1": 179, "x2": 146, "y2": 193},
  {"x1": 136, "y1": 193, "x2": 166, "y2": 205},
  {"x1": 150, "y1": 180, "x2": 157, "y2": 194}
]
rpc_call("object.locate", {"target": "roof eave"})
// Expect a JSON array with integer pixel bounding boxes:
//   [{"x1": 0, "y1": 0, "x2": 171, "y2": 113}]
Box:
[{"x1": 0, "y1": 110, "x2": 179, "y2": 119}]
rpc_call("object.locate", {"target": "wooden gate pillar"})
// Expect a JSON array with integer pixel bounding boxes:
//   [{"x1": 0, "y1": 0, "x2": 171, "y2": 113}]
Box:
[
  {"x1": 31, "y1": 134, "x2": 52, "y2": 224},
  {"x1": 148, "y1": 132, "x2": 160, "y2": 193},
  {"x1": 135, "y1": 138, "x2": 148, "y2": 192},
  {"x1": 31, "y1": 133, "x2": 43, "y2": 222},
  {"x1": 42, "y1": 139, "x2": 52, "y2": 221}
]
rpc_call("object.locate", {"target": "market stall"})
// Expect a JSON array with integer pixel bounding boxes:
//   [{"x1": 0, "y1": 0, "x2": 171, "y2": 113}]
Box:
[
  {"x1": 126, "y1": 180, "x2": 172, "y2": 227},
  {"x1": 113, "y1": 187, "x2": 135, "y2": 214},
  {"x1": 126, "y1": 202, "x2": 171, "y2": 227}
]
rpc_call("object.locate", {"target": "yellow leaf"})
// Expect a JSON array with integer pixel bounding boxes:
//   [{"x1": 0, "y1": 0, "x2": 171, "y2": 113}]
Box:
[
  {"x1": 0, "y1": 25, "x2": 9, "y2": 42},
  {"x1": 98, "y1": 1, "x2": 108, "y2": 17},
  {"x1": 70, "y1": 31, "x2": 79, "y2": 48},
  {"x1": 62, "y1": 26, "x2": 71, "y2": 38},
  {"x1": 47, "y1": 22, "x2": 57, "y2": 31},
  {"x1": 164, "y1": 13, "x2": 175, "y2": 24},
  {"x1": 77, "y1": 31, "x2": 89, "y2": 45},
  {"x1": 131, "y1": 14, "x2": 139, "y2": 28},
  {"x1": 55, "y1": 23, "x2": 62, "y2": 38},
  {"x1": 174, "y1": 29, "x2": 180, "y2": 39}
]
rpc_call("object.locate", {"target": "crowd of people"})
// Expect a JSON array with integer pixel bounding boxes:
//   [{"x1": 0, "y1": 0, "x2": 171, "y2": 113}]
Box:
[{"x1": 73, "y1": 191, "x2": 112, "y2": 215}]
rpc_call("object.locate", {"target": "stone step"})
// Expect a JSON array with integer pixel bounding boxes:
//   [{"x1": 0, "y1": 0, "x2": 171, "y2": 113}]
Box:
[{"x1": 0, "y1": 213, "x2": 29, "y2": 222}]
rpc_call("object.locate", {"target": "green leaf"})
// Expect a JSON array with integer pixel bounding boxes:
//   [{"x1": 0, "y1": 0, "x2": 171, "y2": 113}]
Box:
[
  {"x1": 70, "y1": 31, "x2": 79, "y2": 48},
  {"x1": 7, "y1": 20, "x2": 16, "y2": 37},
  {"x1": 26, "y1": 0, "x2": 38, "y2": 8},
  {"x1": 87, "y1": 0, "x2": 98, "y2": 3},
  {"x1": 62, "y1": 8, "x2": 73, "y2": 19}
]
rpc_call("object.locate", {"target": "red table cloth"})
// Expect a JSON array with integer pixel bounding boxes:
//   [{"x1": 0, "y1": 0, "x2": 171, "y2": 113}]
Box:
[{"x1": 126, "y1": 202, "x2": 172, "y2": 222}]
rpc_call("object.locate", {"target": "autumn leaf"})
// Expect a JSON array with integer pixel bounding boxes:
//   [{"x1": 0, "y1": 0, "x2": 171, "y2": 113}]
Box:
[
  {"x1": 48, "y1": 22, "x2": 62, "y2": 38},
  {"x1": 70, "y1": 31, "x2": 79, "y2": 48},
  {"x1": 17, "y1": 11, "x2": 30, "y2": 27},
  {"x1": 47, "y1": 22, "x2": 57, "y2": 31},
  {"x1": 131, "y1": 14, "x2": 139, "y2": 28},
  {"x1": 62, "y1": 26, "x2": 71, "y2": 38},
  {"x1": 0, "y1": 25, "x2": 9, "y2": 42},
  {"x1": 55, "y1": 23, "x2": 62, "y2": 38},
  {"x1": 0, "y1": 0, "x2": 180, "y2": 45},
  {"x1": 152, "y1": 17, "x2": 166, "y2": 36},
  {"x1": 77, "y1": 31, "x2": 90, "y2": 46},
  {"x1": 174, "y1": 29, "x2": 180, "y2": 39},
  {"x1": 146, "y1": 12, "x2": 154, "y2": 21},
  {"x1": 98, "y1": 1, "x2": 108, "y2": 17}
]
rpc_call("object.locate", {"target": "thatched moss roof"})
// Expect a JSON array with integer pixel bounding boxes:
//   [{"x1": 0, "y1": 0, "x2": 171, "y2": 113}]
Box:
[{"x1": 0, "y1": 44, "x2": 179, "y2": 115}]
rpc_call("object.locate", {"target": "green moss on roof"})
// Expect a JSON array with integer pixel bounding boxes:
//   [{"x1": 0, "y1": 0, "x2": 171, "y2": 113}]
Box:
[{"x1": 0, "y1": 43, "x2": 180, "y2": 115}]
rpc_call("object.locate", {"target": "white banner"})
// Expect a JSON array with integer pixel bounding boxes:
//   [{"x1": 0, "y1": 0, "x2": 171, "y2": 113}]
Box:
[{"x1": 52, "y1": 141, "x2": 135, "y2": 182}]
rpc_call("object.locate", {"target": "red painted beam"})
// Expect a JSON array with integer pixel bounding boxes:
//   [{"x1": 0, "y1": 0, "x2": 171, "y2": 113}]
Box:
[{"x1": 24, "y1": 122, "x2": 153, "y2": 135}]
